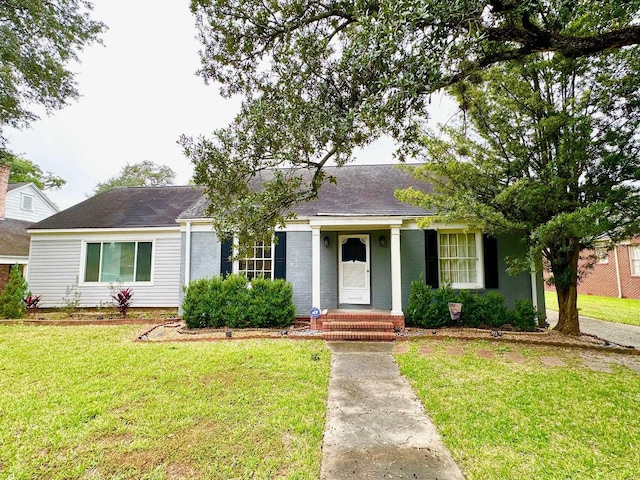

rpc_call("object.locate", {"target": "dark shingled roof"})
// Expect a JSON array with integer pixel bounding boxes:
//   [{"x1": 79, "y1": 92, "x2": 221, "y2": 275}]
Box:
[
  {"x1": 295, "y1": 164, "x2": 432, "y2": 216},
  {"x1": 31, "y1": 186, "x2": 204, "y2": 230},
  {"x1": 0, "y1": 218, "x2": 32, "y2": 256},
  {"x1": 30, "y1": 165, "x2": 431, "y2": 229},
  {"x1": 179, "y1": 164, "x2": 433, "y2": 219},
  {"x1": 7, "y1": 182, "x2": 30, "y2": 191}
]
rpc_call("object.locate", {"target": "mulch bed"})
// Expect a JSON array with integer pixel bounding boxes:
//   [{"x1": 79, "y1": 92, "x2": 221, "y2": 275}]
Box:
[{"x1": 134, "y1": 321, "x2": 639, "y2": 355}]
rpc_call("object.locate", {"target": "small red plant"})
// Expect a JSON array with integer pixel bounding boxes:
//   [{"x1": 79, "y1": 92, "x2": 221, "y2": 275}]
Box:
[
  {"x1": 23, "y1": 294, "x2": 41, "y2": 316},
  {"x1": 112, "y1": 287, "x2": 133, "y2": 318}
]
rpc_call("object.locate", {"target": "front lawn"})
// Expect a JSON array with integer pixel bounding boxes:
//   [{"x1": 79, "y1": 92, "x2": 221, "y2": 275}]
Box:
[
  {"x1": 397, "y1": 340, "x2": 640, "y2": 479},
  {"x1": 0, "y1": 325, "x2": 330, "y2": 479},
  {"x1": 545, "y1": 291, "x2": 640, "y2": 327}
]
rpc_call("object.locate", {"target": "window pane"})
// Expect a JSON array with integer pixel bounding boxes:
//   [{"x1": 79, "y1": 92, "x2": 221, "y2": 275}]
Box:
[
  {"x1": 101, "y1": 242, "x2": 135, "y2": 282},
  {"x1": 439, "y1": 232, "x2": 478, "y2": 286},
  {"x1": 136, "y1": 242, "x2": 152, "y2": 281},
  {"x1": 85, "y1": 243, "x2": 100, "y2": 282}
]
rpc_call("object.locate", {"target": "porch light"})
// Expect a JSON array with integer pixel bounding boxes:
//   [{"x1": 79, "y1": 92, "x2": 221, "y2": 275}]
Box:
[
  {"x1": 324, "y1": 236, "x2": 330, "y2": 248},
  {"x1": 379, "y1": 235, "x2": 386, "y2": 247}
]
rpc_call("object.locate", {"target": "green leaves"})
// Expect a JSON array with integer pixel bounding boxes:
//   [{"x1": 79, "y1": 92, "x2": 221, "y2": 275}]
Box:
[
  {"x1": 92, "y1": 161, "x2": 176, "y2": 196},
  {"x1": 187, "y1": 0, "x2": 640, "y2": 246},
  {"x1": 0, "y1": 0, "x2": 105, "y2": 136}
]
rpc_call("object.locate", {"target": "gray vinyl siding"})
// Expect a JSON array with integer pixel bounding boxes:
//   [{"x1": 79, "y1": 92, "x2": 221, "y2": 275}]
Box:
[
  {"x1": 371, "y1": 230, "x2": 391, "y2": 309},
  {"x1": 285, "y1": 231, "x2": 312, "y2": 315},
  {"x1": 400, "y1": 230, "x2": 426, "y2": 311},
  {"x1": 28, "y1": 233, "x2": 182, "y2": 308},
  {"x1": 320, "y1": 231, "x2": 338, "y2": 309},
  {"x1": 27, "y1": 239, "x2": 83, "y2": 306},
  {"x1": 6, "y1": 187, "x2": 57, "y2": 222}
]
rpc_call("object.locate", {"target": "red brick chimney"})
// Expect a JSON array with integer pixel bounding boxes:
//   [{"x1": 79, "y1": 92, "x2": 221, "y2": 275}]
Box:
[{"x1": 0, "y1": 164, "x2": 9, "y2": 219}]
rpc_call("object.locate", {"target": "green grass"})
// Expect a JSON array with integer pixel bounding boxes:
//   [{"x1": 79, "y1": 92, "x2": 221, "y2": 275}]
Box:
[
  {"x1": 545, "y1": 291, "x2": 640, "y2": 327},
  {"x1": 0, "y1": 325, "x2": 330, "y2": 479},
  {"x1": 397, "y1": 340, "x2": 640, "y2": 480}
]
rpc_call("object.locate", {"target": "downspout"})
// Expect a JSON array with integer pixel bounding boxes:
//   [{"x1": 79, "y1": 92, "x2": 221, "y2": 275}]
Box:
[
  {"x1": 184, "y1": 221, "x2": 192, "y2": 286},
  {"x1": 614, "y1": 246, "x2": 622, "y2": 298},
  {"x1": 530, "y1": 265, "x2": 538, "y2": 311}
]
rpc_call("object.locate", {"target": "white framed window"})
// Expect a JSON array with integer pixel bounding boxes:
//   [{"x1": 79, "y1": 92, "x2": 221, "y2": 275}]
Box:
[
  {"x1": 234, "y1": 241, "x2": 274, "y2": 280},
  {"x1": 21, "y1": 194, "x2": 33, "y2": 211},
  {"x1": 439, "y1": 231, "x2": 483, "y2": 289},
  {"x1": 84, "y1": 241, "x2": 153, "y2": 283},
  {"x1": 595, "y1": 243, "x2": 609, "y2": 264},
  {"x1": 630, "y1": 245, "x2": 640, "y2": 276}
]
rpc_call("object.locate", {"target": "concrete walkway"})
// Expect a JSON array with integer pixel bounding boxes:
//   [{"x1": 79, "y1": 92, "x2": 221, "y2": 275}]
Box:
[
  {"x1": 546, "y1": 310, "x2": 640, "y2": 349},
  {"x1": 321, "y1": 342, "x2": 464, "y2": 480}
]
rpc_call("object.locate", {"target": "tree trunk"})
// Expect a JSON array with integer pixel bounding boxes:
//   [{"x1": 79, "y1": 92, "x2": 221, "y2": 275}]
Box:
[
  {"x1": 554, "y1": 280, "x2": 580, "y2": 335},
  {"x1": 550, "y1": 241, "x2": 581, "y2": 336}
]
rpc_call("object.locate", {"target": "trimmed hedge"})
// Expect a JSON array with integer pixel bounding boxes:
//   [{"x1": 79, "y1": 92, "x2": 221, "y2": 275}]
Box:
[
  {"x1": 406, "y1": 281, "x2": 538, "y2": 331},
  {"x1": 182, "y1": 275, "x2": 295, "y2": 329}
]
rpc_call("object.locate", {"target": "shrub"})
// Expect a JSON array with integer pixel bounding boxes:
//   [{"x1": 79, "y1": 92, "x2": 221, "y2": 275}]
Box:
[
  {"x1": 512, "y1": 299, "x2": 538, "y2": 331},
  {"x1": 182, "y1": 275, "x2": 295, "y2": 329},
  {"x1": 221, "y1": 274, "x2": 250, "y2": 328},
  {"x1": 0, "y1": 266, "x2": 29, "y2": 319},
  {"x1": 23, "y1": 294, "x2": 41, "y2": 316},
  {"x1": 112, "y1": 287, "x2": 133, "y2": 318},
  {"x1": 182, "y1": 278, "x2": 212, "y2": 328},
  {"x1": 205, "y1": 276, "x2": 226, "y2": 328},
  {"x1": 456, "y1": 290, "x2": 483, "y2": 328},
  {"x1": 476, "y1": 291, "x2": 509, "y2": 328},
  {"x1": 406, "y1": 282, "x2": 538, "y2": 331},
  {"x1": 249, "y1": 278, "x2": 295, "y2": 328},
  {"x1": 406, "y1": 281, "x2": 451, "y2": 328}
]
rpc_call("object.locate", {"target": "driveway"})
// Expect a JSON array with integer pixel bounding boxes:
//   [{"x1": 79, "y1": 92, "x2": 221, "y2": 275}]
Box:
[{"x1": 546, "y1": 309, "x2": 640, "y2": 349}]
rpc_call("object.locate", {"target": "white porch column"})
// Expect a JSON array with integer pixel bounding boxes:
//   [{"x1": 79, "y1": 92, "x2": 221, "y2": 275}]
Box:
[
  {"x1": 312, "y1": 227, "x2": 321, "y2": 310},
  {"x1": 184, "y1": 221, "x2": 192, "y2": 286},
  {"x1": 390, "y1": 227, "x2": 403, "y2": 315}
]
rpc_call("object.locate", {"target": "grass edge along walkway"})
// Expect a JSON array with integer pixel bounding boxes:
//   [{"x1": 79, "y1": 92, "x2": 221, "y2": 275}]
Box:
[
  {"x1": 544, "y1": 291, "x2": 640, "y2": 327},
  {"x1": 396, "y1": 339, "x2": 640, "y2": 480}
]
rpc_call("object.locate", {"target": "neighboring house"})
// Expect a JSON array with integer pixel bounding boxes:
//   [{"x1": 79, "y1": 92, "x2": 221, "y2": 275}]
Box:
[
  {"x1": 544, "y1": 238, "x2": 640, "y2": 299},
  {"x1": 0, "y1": 165, "x2": 59, "y2": 291},
  {"x1": 27, "y1": 165, "x2": 545, "y2": 320}
]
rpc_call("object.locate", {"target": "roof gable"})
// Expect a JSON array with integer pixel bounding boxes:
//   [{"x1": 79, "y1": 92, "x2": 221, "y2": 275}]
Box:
[{"x1": 7, "y1": 182, "x2": 59, "y2": 214}]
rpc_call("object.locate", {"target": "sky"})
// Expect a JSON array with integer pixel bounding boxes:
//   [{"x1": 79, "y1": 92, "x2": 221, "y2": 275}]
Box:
[{"x1": 6, "y1": 1, "x2": 455, "y2": 211}]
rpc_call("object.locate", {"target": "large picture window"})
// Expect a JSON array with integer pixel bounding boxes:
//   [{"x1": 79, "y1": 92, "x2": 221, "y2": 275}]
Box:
[
  {"x1": 236, "y1": 242, "x2": 274, "y2": 280},
  {"x1": 84, "y1": 241, "x2": 152, "y2": 283},
  {"x1": 439, "y1": 232, "x2": 481, "y2": 288}
]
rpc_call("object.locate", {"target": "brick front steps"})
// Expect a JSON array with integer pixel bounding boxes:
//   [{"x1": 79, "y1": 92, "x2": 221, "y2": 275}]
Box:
[{"x1": 316, "y1": 310, "x2": 404, "y2": 342}]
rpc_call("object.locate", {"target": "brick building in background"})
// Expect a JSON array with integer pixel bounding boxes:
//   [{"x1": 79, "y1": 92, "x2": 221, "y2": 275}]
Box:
[{"x1": 544, "y1": 239, "x2": 640, "y2": 299}]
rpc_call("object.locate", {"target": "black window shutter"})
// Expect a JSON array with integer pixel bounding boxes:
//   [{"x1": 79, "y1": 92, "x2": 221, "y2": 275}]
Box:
[
  {"x1": 424, "y1": 230, "x2": 439, "y2": 288},
  {"x1": 483, "y1": 234, "x2": 499, "y2": 289},
  {"x1": 220, "y1": 239, "x2": 233, "y2": 277},
  {"x1": 274, "y1": 232, "x2": 286, "y2": 279}
]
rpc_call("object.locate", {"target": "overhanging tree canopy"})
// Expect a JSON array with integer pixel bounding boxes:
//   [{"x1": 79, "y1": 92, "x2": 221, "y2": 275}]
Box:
[
  {"x1": 183, "y1": 0, "x2": 640, "y2": 248},
  {"x1": 396, "y1": 51, "x2": 640, "y2": 335},
  {"x1": 0, "y1": 0, "x2": 105, "y2": 137}
]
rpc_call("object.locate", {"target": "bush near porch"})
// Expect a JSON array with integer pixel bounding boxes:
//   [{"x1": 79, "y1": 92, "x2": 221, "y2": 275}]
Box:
[
  {"x1": 407, "y1": 281, "x2": 537, "y2": 331},
  {"x1": 182, "y1": 275, "x2": 296, "y2": 329}
]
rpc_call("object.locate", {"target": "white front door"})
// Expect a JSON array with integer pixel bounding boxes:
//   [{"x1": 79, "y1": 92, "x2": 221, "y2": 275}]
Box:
[{"x1": 338, "y1": 235, "x2": 370, "y2": 304}]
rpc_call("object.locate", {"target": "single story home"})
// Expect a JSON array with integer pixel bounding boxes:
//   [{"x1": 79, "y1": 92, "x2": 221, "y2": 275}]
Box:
[
  {"x1": 27, "y1": 164, "x2": 545, "y2": 323},
  {"x1": 0, "y1": 165, "x2": 59, "y2": 291}
]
